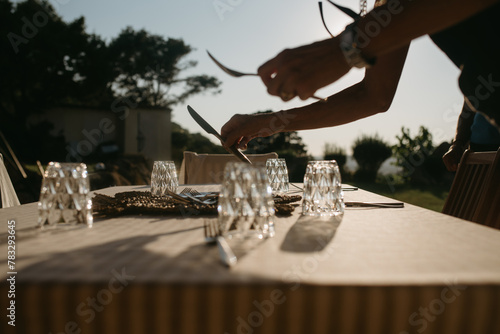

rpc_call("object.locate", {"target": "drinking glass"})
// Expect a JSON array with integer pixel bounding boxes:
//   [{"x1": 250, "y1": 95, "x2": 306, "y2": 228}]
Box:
[
  {"x1": 38, "y1": 162, "x2": 93, "y2": 228},
  {"x1": 302, "y1": 160, "x2": 344, "y2": 216},
  {"x1": 151, "y1": 161, "x2": 178, "y2": 196},
  {"x1": 266, "y1": 158, "x2": 289, "y2": 194},
  {"x1": 218, "y1": 162, "x2": 275, "y2": 239}
]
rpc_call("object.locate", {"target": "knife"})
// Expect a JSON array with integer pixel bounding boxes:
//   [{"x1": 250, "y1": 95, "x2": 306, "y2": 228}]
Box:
[
  {"x1": 345, "y1": 201, "x2": 404, "y2": 208},
  {"x1": 187, "y1": 105, "x2": 252, "y2": 164}
]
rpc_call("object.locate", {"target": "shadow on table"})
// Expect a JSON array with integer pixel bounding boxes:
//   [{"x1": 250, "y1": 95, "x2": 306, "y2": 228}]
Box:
[
  {"x1": 280, "y1": 214, "x2": 342, "y2": 253},
  {"x1": 16, "y1": 226, "x2": 269, "y2": 283}
]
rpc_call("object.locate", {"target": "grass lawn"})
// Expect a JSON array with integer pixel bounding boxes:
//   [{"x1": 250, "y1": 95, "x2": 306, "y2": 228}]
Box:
[{"x1": 349, "y1": 180, "x2": 450, "y2": 212}]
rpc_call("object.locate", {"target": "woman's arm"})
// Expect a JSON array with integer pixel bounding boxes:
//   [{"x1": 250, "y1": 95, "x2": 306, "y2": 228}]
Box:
[
  {"x1": 258, "y1": 0, "x2": 499, "y2": 100},
  {"x1": 221, "y1": 45, "x2": 409, "y2": 149}
]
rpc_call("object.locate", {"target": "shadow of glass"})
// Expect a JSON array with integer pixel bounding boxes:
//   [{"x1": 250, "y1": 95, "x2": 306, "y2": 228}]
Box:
[{"x1": 280, "y1": 214, "x2": 343, "y2": 253}]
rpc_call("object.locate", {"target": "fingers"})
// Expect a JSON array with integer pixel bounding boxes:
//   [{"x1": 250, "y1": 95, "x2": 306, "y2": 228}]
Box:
[
  {"x1": 221, "y1": 134, "x2": 251, "y2": 151},
  {"x1": 221, "y1": 131, "x2": 243, "y2": 150},
  {"x1": 221, "y1": 114, "x2": 247, "y2": 149},
  {"x1": 221, "y1": 113, "x2": 277, "y2": 150},
  {"x1": 258, "y1": 49, "x2": 317, "y2": 101},
  {"x1": 442, "y1": 149, "x2": 461, "y2": 172},
  {"x1": 258, "y1": 39, "x2": 349, "y2": 101},
  {"x1": 257, "y1": 59, "x2": 277, "y2": 87},
  {"x1": 442, "y1": 156, "x2": 458, "y2": 172}
]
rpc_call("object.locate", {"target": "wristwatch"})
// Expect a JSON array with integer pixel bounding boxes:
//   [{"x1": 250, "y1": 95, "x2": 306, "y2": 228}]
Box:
[{"x1": 338, "y1": 22, "x2": 376, "y2": 69}]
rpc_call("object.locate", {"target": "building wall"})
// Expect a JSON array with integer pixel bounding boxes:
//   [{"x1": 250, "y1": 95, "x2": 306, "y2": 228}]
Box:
[
  {"x1": 123, "y1": 108, "x2": 172, "y2": 162},
  {"x1": 28, "y1": 107, "x2": 171, "y2": 164}
]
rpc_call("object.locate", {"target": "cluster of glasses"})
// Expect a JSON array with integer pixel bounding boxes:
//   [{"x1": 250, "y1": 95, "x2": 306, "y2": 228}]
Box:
[
  {"x1": 36, "y1": 156, "x2": 344, "y2": 234},
  {"x1": 38, "y1": 162, "x2": 93, "y2": 228}
]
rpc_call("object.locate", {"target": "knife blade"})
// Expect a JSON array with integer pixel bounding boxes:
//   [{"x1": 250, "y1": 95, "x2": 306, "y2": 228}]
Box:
[{"x1": 187, "y1": 105, "x2": 252, "y2": 164}]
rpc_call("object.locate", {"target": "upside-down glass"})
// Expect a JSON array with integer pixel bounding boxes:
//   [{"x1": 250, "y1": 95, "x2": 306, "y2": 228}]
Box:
[
  {"x1": 218, "y1": 162, "x2": 275, "y2": 239},
  {"x1": 302, "y1": 160, "x2": 344, "y2": 217},
  {"x1": 266, "y1": 158, "x2": 290, "y2": 194},
  {"x1": 151, "y1": 161, "x2": 178, "y2": 196},
  {"x1": 38, "y1": 162, "x2": 93, "y2": 228}
]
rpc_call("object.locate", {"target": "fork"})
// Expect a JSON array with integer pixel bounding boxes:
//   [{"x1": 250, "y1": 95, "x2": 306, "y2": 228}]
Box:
[
  {"x1": 207, "y1": 51, "x2": 327, "y2": 102},
  {"x1": 204, "y1": 219, "x2": 219, "y2": 243},
  {"x1": 204, "y1": 220, "x2": 237, "y2": 267},
  {"x1": 180, "y1": 187, "x2": 201, "y2": 196}
]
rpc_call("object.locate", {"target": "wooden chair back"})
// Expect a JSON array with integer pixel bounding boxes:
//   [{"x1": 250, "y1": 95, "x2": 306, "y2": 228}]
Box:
[
  {"x1": 179, "y1": 151, "x2": 278, "y2": 184},
  {"x1": 442, "y1": 149, "x2": 500, "y2": 229}
]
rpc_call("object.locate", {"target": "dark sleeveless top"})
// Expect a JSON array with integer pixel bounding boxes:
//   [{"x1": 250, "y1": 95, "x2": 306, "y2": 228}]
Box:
[{"x1": 430, "y1": 3, "x2": 500, "y2": 128}]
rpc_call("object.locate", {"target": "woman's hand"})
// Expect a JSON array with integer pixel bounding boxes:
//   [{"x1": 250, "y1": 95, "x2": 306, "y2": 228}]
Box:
[
  {"x1": 442, "y1": 144, "x2": 466, "y2": 172},
  {"x1": 257, "y1": 38, "x2": 350, "y2": 101},
  {"x1": 221, "y1": 113, "x2": 281, "y2": 150}
]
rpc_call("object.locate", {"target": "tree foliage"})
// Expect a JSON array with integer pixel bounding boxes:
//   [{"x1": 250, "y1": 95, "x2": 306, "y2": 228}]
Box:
[
  {"x1": 1, "y1": 0, "x2": 113, "y2": 115},
  {"x1": 323, "y1": 143, "x2": 347, "y2": 175},
  {"x1": 391, "y1": 126, "x2": 450, "y2": 185},
  {"x1": 352, "y1": 134, "x2": 392, "y2": 182},
  {"x1": 392, "y1": 126, "x2": 434, "y2": 181},
  {"x1": 0, "y1": 0, "x2": 221, "y2": 163},
  {"x1": 109, "y1": 27, "x2": 221, "y2": 109}
]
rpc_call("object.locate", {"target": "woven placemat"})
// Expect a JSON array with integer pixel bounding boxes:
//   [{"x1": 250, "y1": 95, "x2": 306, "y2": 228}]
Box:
[{"x1": 92, "y1": 191, "x2": 301, "y2": 218}]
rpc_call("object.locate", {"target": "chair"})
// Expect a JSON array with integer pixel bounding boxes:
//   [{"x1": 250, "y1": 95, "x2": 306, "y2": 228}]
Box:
[
  {"x1": 442, "y1": 148, "x2": 500, "y2": 229},
  {"x1": 0, "y1": 153, "x2": 21, "y2": 208},
  {"x1": 179, "y1": 151, "x2": 278, "y2": 184}
]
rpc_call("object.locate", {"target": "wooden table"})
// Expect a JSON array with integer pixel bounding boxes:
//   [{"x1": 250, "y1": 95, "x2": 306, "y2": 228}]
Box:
[{"x1": 1, "y1": 184, "x2": 499, "y2": 334}]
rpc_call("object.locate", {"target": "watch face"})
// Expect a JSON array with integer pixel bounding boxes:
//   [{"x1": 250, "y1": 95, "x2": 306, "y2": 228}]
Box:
[{"x1": 339, "y1": 24, "x2": 374, "y2": 69}]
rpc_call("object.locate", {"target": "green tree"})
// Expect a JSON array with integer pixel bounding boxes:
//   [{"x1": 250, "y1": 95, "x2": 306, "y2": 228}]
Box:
[
  {"x1": 392, "y1": 126, "x2": 449, "y2": 185},
  {"x1": 1, "y1": 1, "x2": 222, "y2": 164},
  {"x1": 352, "y1": 134, "x2": 392, "y2": 182},
  {"x1": 108, "y1": 27, "x2": 221, "y2": 109},
  {"x1": 323, "y1": 143, "x2": 347, "y2": 176},
  {"x1": 392, "y1": 126, "x2": 434, "y2": 182},
  {"x1": 1, "y1": 0, "x2": 114, "y2": 115},
  {"x1": 1, "y1": 0, "x2": 113, "y2": 162}
]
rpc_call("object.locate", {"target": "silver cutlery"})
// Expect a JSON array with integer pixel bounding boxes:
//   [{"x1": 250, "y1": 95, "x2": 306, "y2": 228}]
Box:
[
  {"x1": 204, "y1": 220, "x2": 237, "y2": 267},
  {"x1": 287, "y1": 184, "x2": 358, "y2": 192},
  {"x1": 187, "y1": 105, "x2": 252, "y2": 164},
  {"x1": 345, "y1": 201, "x2": 404, "y2": 208},
  {"x1": 180, "y1": 187, "x2": 201, "y2": 196}
]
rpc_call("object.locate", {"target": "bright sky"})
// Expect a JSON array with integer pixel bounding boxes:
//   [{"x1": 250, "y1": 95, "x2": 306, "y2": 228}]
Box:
[{"x1": 47, "y1": 0, "x2": 463, "y2": 157}]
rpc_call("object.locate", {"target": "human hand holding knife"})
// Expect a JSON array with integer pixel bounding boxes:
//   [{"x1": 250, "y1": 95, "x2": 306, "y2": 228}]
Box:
[{"x1": 187, "y1": 105, "x2": 252, "y2": 164}]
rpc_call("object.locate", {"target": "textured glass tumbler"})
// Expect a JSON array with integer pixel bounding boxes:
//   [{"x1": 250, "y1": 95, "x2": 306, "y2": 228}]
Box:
[
  {"x1": 218, "y1": 162, "x2": 275, "y2": 239},
  {"x1": 302, "y1": 160, "x2": 344, "y2": 217},
  {"x1": 151, "y1": 161, "x2": 178, "y2": 196},
  {"x1": 38, "y1": 162, "x2": 93, "y2": 228},
  {"x1": 266, "y1": 158, "x2": 289, "y2": 194}
]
